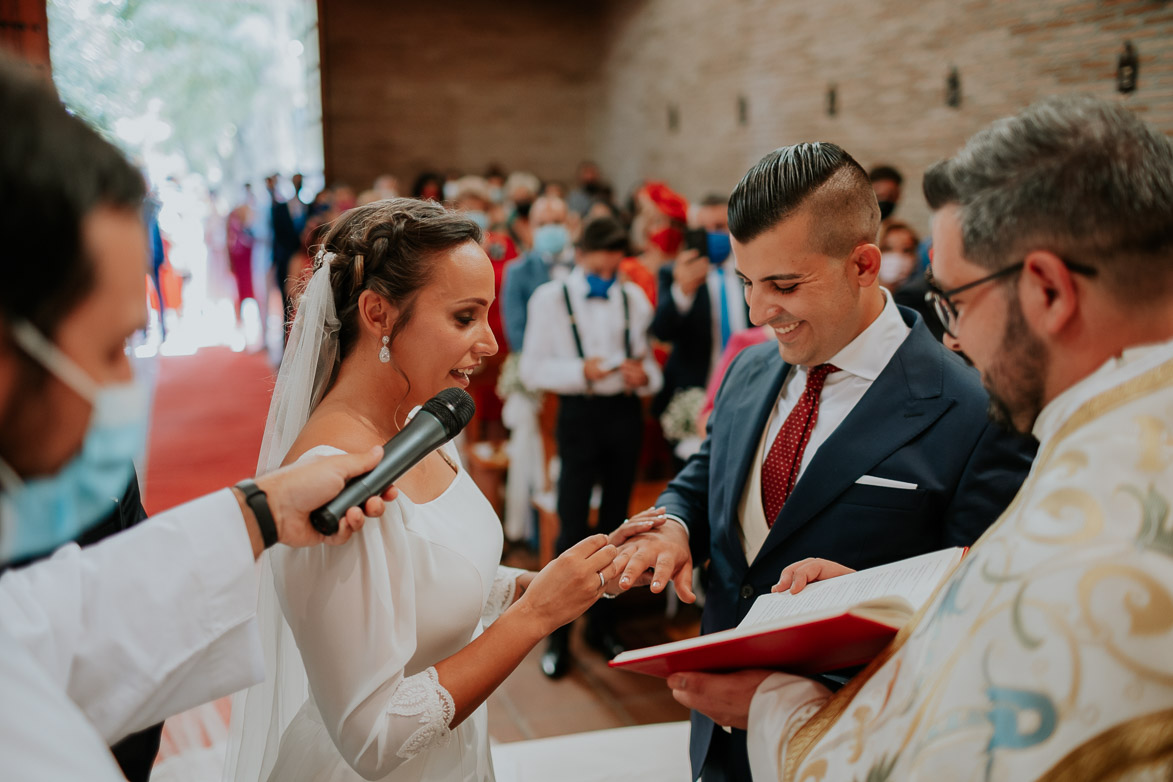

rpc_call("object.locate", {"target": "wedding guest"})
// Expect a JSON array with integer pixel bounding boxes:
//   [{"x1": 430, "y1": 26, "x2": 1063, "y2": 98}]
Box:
[
  {"x1": 226, "y1": 197, "x2": 257, "y2": 325},
  {"x1": 680, "y1": 94, "x2": 1173, "y2": 782},
  {"x1": 652, "y1": 193, "x2": 749, "y2": 420},
  {"x1": 501, "y1": 195, "x2": 574, "y2": 352},
  {"x1": 520, "y1": 216, "x2": 663, "y2": 678},
  {"x1": 503, "y1": 170, "x2": 542, "y2": 251},
  {"x1": 868, "y1": 164, "x2": 903, "y2": 221},
  {"x1": 876, "y1": 219, "x2": 919, "y2": 291},
  {"x1": 632, "y1": 181, "x2": 689, "y2": 278},
  {"x1": 453, "y1": 176, "x2": 517, "y2": 439},
  {"x1": 412, "y1": 171, "x2": 444, "y2": 202},
  {"x1": 567, "y1": 160, "x2": 605, "y2": 217}
]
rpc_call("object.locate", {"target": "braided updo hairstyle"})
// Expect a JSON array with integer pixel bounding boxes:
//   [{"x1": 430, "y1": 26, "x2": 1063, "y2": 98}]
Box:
[{"x1": 312, "y1": 198, "x2": 483, "y2": 361}]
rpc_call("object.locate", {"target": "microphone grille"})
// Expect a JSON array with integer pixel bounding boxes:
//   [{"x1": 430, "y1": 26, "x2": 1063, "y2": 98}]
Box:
[{"x1": 422, "y1": 388, "x2": 476, "y2": 436}]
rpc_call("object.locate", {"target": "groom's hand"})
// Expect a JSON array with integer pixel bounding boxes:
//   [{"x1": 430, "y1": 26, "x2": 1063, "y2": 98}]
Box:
[
  {"x1": 248, "y1": 446, "x2": 397, "y2": 555},
  {"x1": 612, "y1": 517, "x2": 695, "y2": 602}
]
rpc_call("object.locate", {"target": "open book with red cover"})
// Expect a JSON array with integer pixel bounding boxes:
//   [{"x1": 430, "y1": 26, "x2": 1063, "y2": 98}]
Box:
[{"x1": 609, "y1": 547, "x2": 966, "y2": 678}]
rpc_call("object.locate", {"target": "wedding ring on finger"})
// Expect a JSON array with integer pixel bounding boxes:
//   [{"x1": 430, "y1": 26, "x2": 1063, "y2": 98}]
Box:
[{"x1": 598, "y1": 571, "x2": 607, "y2": 591}]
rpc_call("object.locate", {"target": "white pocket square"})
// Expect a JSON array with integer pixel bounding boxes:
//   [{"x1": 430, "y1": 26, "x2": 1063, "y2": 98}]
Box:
[{"x1": 855, "y1": 475, "x2": 918, "y2": 490}]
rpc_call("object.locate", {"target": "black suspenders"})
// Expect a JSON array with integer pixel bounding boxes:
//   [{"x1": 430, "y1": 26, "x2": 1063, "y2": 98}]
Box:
[{"x1": 561, "y1": 282, "x2": 632, "y2": 394}]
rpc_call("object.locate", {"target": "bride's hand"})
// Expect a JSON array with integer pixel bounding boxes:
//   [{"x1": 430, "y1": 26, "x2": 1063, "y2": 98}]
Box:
[{"x1": 517, "y1": 534, "x2": 620, "y2": 635}]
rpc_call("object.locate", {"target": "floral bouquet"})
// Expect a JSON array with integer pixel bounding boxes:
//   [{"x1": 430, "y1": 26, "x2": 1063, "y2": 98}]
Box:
[
  {"x1": 495, "y1": 353, "x2": 540, "y2": 402},
  {"x1": 659, "y1": 386, "x2": 707, "y2": 443}
]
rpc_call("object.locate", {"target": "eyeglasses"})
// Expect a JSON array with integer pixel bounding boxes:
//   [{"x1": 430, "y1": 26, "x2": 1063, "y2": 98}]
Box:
[{"x1": 925, "y1": 259, "x2": 1097, "y2": 338}]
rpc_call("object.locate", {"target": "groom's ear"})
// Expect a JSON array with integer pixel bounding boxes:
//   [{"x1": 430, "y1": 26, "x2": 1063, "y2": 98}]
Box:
[{"x1": 357, "y1": 291, "x2": 399, "y2": 336}]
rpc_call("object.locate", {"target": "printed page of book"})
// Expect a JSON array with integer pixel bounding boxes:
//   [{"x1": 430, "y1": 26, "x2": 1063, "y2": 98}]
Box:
[{"x1": 740, "y1": 547, "x2": 964, "y2": 628}]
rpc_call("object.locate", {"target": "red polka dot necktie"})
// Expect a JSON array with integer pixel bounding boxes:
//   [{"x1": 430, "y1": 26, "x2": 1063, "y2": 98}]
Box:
[{"x1": 761, "y1": 363, "x2": 840, "y2": 527}]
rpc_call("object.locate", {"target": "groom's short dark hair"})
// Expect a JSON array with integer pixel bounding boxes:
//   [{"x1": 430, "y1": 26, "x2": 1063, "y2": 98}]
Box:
[
  {"x1": 728, "y1": 142, "x2": 879, "y2": 257},
  {"x1": 0, "y1": 55, "x2": 146, "y2": 335}
]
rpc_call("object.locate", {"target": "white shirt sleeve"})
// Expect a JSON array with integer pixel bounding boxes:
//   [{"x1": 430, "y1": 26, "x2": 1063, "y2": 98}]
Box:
[
  {"x1": 746, "y1": 673, "x2": 833, "y2": 781},
  {"x1": 670, "y1": 281, "x2": 697, "y2": 314},
  {"x1": 0, "y1": 488, "x2": 263, "y2": 743},
  {"x1": 270, "y1": 499, "x2": 460, "y2": 778},
  {"x1": 519, "y1": 282, "x2": 590, "y2": 395},
  {"x1": 0, "y1": 624, "x2": 128, "y2": 780}
]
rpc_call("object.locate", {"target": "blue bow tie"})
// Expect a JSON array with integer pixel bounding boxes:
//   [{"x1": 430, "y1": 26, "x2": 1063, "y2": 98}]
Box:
[{"x1": 585, "y1": 274, "x2": 616, "y2": 299}]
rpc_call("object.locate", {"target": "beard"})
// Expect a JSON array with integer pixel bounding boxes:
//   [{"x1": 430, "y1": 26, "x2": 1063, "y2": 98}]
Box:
[{"x1": 982, "y1": 294, "x2": 1048, "y2": 435}]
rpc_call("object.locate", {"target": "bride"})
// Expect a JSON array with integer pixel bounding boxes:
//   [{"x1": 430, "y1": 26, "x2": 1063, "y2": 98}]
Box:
[{"x1": 224, "y1": 198, "x2": 627, "y2": 781}]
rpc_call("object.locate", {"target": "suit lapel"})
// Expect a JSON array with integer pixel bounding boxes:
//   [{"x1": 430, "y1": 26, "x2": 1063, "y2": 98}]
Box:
[
  {"x1": 754, "y1": 319, "x2": 954, "y2": 565},
  {"x1": 718, "y1": 350, "x2": 790, "y2": 569}
]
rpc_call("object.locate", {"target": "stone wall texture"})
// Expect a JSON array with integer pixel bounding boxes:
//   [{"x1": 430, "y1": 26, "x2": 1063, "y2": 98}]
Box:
[{"x1": 320, "y1": 0, "x2": 1173, "y2": 232}]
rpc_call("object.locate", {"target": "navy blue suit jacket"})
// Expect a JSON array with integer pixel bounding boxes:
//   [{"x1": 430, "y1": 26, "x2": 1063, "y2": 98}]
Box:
[
  {"x1": 651, "y1": 264, "x2": 750, "y2": 416},
  {"x1": 657, "y1": 307, "x2": 1036, "y2": 777},
  {"x1": 501, "y1": 251, "x2": 554, "y2": 352}
]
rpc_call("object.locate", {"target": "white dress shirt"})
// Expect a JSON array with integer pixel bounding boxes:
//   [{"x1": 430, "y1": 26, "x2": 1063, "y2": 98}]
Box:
[
  {"x1": 0, "y1": 489, "x2": 264, "y2": 777},
  {"x1": 762, "y1": 289, "x2": 910, "y2": 474},
  {"x1": 520, "y1": 267, "x2": 663, "y2": 398},
  {"x1": 734, "y1": 291, "x2": 909, "y2": 555},
  {"x1": 670, "y1": 256, "x2": 750, "y2": 376}
]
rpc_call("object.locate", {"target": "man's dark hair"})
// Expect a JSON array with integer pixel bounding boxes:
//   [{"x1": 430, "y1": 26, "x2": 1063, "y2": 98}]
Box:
[
  {"x1": 728, "y1": 142, "x2": 880, "y2": 255},
  {"x1": 868, "y1": 165, "x2": 903, "y2": 185},
  {"x1": 923, "y1": 94, "x2": 1173, "y2": 303},
  {"x1": 0, "y1": 55, "x2": 146, "y2": 335},
  {"x1": 578, "y1": 216, "x2": 629, "y2": 253}
]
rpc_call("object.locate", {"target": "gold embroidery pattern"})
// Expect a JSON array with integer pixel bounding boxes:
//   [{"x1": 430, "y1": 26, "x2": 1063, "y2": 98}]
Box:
[{"x1": 782, "y1": 358, "x2": 1173, "y2": 782}]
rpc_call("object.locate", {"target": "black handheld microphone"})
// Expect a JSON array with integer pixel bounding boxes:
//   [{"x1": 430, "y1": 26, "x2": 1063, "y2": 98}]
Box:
[{"x1": 309, "y1": 387, "x2": 476, "y2": 535}]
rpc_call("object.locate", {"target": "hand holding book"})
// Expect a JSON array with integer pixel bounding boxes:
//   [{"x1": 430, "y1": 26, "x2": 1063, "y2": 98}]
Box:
[
  {"x1": 774, "y1": 558, "x2": 856, "y2": 595},
  {"x1": 610, "y1": 547, "x2": 967, "y2": 677}
]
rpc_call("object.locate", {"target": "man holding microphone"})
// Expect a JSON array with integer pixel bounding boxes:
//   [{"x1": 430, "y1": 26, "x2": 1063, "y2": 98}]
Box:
[{"x1": 0, "y1": 55, "x2": 391, "y2": 778}]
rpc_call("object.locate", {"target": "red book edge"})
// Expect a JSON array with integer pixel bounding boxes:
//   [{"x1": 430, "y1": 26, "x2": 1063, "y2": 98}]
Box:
[{"x1": 611, "y1": 547, "x2": 972, "y2": 679}]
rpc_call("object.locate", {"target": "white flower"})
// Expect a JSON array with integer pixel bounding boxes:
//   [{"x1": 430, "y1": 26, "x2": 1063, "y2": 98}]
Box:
[{"x1": 660, "y1": 386, "x2": 707, "y2": 442}]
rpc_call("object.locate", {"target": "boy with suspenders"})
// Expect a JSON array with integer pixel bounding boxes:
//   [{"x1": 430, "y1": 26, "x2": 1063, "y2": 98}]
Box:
[{"x1": 519, "y1": 216, "x2": 663, "y2": 677}]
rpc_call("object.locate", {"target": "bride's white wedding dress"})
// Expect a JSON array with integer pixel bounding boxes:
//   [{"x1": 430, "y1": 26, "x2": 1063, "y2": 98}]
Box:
[
  {"x1": 223, "y1": 253, "x2": 520, "y2": 782},
  {"x1": 263, "y1": 443, "x2": 518, "y2": 782}
]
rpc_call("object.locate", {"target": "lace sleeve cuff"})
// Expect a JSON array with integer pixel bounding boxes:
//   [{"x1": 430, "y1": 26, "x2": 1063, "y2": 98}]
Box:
[
  {"x1": 483, "y1": 566, "x2": 526, "y2": 625},
  {"x1": 388, "y1": 667, "x2": 456, "y2": 761}
]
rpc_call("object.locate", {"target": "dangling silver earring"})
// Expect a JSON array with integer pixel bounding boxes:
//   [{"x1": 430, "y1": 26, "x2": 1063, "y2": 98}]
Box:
[{"x1": 378, "y1": 335, "x2": 391, "y2": 364}]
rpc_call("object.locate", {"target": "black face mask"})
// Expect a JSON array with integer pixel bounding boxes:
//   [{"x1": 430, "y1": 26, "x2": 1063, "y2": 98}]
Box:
[
  {"x1": 878, "y1": 200, "x2": 897, "y2": 220},
  {"x1": 514, "y1": 200, "x2": 533, "y2": 219}
]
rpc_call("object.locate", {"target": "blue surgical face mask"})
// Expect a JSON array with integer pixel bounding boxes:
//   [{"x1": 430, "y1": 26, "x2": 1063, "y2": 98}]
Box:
[
  {"x1": 0, "y1": 320, "x2": 148, "y2": 564},
  {"x1": 706, "y1": 231, "x2": 733, "y2": 265},
  {"x1": 533, "y1": 223, "x2": 569, "y2": 258},
  {"x1": 465, "y1": 210, "x2": 491, "y2": 232}
]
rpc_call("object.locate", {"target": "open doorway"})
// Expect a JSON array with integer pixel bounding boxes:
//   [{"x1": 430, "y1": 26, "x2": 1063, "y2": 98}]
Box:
[{"x1": 48, "y1": 0, "x2": 324, "y2": 360}]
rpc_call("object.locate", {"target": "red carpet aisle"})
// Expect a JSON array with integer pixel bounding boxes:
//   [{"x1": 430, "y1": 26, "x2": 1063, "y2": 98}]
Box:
[
  {"x1": 143, "y1": 347, "x2": 275, "y2": 778},
  {"x1": 143, "y1": 347, "x2": 275, "y2": 514}
]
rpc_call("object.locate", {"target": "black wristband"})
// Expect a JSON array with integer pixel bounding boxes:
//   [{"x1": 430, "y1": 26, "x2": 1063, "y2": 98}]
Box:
[{"x1": 236, "y1": 479, "x2": 278, "y2": 549}]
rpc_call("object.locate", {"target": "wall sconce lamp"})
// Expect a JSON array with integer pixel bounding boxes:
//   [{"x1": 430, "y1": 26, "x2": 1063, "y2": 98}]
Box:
[
  {"x1": 1117, "y1": 41, "x2": 1139, "y2": 94},
  {"x1": 826, "y1": 84, "x2": 837, "y2": 117},
  {"x1": 946, "y1": 66, "x2": 961, "y2": 108}
]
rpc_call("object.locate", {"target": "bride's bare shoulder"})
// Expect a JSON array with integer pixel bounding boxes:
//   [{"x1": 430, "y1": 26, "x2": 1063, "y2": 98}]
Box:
[{"x1": 283, "y1": 408, "x2": 384, "y2": 466}]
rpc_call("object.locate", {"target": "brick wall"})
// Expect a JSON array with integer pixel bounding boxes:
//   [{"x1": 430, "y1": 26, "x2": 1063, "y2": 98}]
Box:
[
  {"x1": 592, "y1": 0, "x2": 1173, "y2": 233},
  {"x1": 318, "y1": 0, "x2": 605, "y2": 192},
  {"x1": 320, "y1": 0, "x2": 1172, "y2": 234}
]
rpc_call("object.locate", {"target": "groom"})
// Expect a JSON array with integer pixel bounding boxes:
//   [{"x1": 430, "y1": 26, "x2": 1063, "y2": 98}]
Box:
[{"x1": 613, "y1": 142, "x2": 1036, "y2": 780}]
